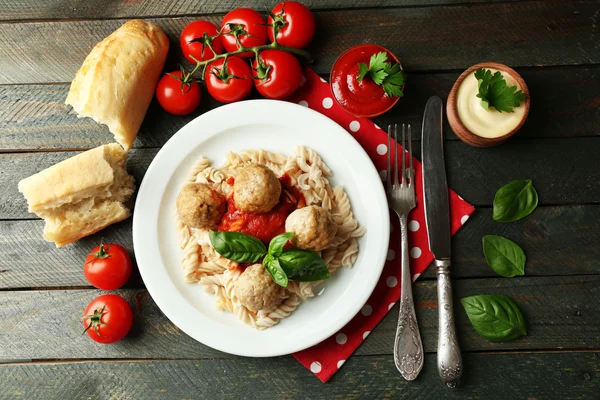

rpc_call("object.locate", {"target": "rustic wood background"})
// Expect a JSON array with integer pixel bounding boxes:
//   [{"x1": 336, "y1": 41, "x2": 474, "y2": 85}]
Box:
[{"x1": 0, "y1": 0, "x2": 599, "y2": 399}]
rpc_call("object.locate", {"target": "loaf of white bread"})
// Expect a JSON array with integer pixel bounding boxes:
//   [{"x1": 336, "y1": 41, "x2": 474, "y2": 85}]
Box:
[
  {"x1": 65, "y1": 19, "x2": 169, "y2": 150},
  {"x1": 18, "y1": 144, "x2": 135, "y2": 247}
]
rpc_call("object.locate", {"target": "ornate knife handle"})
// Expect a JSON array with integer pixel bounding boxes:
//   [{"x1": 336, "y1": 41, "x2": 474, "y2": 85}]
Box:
[
  {"x1": 393, "y1": 216, "x2": 424, "y2": 380},
  {"x1": 436, "y1": 261, "x2": 463, "y2": 388}
]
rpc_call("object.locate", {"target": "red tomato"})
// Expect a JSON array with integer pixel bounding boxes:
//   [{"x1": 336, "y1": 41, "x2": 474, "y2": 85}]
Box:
[
  {"x1": 180, "y1": 20, "x2": 224, "y2": 63},
  {"x1": 84, "y1": 241, "x2": 133, "y2": 290},
  {"x1": 156, "y1": 71, "x2": 202, "y2": 115},
  {"x1": 252, "y1": 50, "x2": 303, "y2": 99},
  {"x1": 221, "y1": 8, "x2": 268, "y2": 57},
  {"x1": 83, "y1": 294, "x2": 133, "y2": 344},
  {"x1": 205, "y1": 56, "x2": 253, "y2": 103},
  {"x1": 268, "y1": 2, "x2": 316, "y2": 49}
]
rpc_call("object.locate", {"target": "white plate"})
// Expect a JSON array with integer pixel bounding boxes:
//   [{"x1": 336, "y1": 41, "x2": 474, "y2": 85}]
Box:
[{"x1": 133, "y1": 99, "x2": 389, "y2": 357}]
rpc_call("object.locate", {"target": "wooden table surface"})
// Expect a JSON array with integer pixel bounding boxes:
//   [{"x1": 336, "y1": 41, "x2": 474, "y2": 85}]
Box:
[{"x1": 1, "y1": 0, "x2": 599, "y2": 399}]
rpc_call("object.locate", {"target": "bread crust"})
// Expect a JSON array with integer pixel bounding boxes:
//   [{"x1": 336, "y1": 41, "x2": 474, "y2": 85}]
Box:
[
  {"x1": 65, "y1": 19, "x2": 169, "y2": 150},
  {"x1": 18, "y1": 144, "x2": 135, "y2": 247},
  {"x1": 18, "y1": 144, "x2": 126, "y2": 212}
]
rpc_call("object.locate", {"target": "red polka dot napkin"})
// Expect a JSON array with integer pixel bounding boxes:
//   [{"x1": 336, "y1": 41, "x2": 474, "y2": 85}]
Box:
[{"x1": 285, "y1": 69, "x2": 475, "y2": 382}]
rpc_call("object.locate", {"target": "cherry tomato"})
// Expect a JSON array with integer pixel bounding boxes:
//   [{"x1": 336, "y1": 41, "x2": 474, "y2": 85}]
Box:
[
  {"x1": 268, "y1": 2, "x2": 316, "y2": 49},
  {"x1": 205, "y1": 57, "x2": 253, "y2": 103},
  {"x1": 180, "y1": 20, "x2": 224, "y2": 63},
  {"x1": 252, "y1": 50, "x2": 303, "y2": 99},
  {"x1": 84, "y1": 241, "x2": 133, "y2": 290},
  {"x1": 83, "y1": 294, "x2": 133, "y2": 344},
  {"x1": 221, "y1": 8, "x2": 268, "y2": 58},
  {"x1": 156, "y1": 71, "x2": 201, "y2": 115}
]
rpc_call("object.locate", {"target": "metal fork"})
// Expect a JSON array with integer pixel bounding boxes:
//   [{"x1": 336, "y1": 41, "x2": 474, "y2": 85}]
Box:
[{"x1": 387, "y1": 124, "x2": 424, "y2": 381}]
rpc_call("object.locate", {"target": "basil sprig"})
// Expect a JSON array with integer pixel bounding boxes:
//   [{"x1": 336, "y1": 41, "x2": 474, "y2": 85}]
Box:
[
  {"x1": 209, "y1": 231, "x2": 329, "y2": 287},
  {"x1": 279, "y1": 250, "x2": 330, "y2": 281},
  {"x1": 268, "y1": 232, "x2": 294, "y2": 257},
  {"x1": 493, "y1": 179, "x2": 538, "y2": 222},
  {"x1": 263, "y1": 254, "x2": 288, "y2": 287},
  {"x1": 461, "y1": 294, "x2": 527, "y2": 341},
  {"x1": 208, "y1": 231, "x2": 266, "y2": 263},
  {"x1": 482, "y1": 235, "x2": 526, "y2": 278}
]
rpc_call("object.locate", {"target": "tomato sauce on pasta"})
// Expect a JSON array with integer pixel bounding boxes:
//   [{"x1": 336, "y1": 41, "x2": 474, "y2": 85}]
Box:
[{"x1": 218, "y1": 175, "x2": 305, "y2": 244}]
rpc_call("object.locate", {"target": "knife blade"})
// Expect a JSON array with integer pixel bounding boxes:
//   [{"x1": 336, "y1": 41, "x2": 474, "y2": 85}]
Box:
[
  {"x1": 421, "y1": 96, "x2": 451, "y2": 261},
  {"x1": 421, "y1": 96, "x2": 463, "y2": 388}
]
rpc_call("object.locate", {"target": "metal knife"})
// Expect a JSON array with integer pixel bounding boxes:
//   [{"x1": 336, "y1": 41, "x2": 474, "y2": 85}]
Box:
[{"x1": 421, "y1": 96, "x2": 463, "y2": 388}]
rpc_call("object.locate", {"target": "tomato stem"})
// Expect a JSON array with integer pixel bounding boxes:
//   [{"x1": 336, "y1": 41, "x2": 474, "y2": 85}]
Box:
[
  {"x1": 88, "y1": 239, "x2": 111, "y2": 262},
  {"x1": 189, "y1": 41, "x2": 312, "y2": 80},
  {"x1": 82, "y1": 305, "x2": 108, "y2": 336}
]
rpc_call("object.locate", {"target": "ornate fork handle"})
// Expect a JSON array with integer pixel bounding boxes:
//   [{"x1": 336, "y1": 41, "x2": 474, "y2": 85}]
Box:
[
  {"x1": 436, "y1": 261, "x2": 463, "y2": 388},
  {"x1": 393, "y1": 215, "x2": 424, "y2": 380}
]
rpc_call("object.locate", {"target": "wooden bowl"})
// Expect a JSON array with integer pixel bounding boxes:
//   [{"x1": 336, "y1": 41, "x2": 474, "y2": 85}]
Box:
[{"x1": 446, "y1": 62, "x2": 530, "y2": 148}]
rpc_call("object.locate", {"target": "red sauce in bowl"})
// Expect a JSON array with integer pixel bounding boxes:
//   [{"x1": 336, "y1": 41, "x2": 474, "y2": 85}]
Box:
[
  {"x1": 330, "y1": 44, "x2": 402, "y2": 118},
  {"x1": 218, "y1": 175, "x2": 305, "y2": 244}
]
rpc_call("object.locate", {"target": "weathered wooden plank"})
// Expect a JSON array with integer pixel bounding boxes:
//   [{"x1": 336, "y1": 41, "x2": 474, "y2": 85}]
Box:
[
  {"x1": 0, "y1": 148, "x2": 158, "y2": 220},
  {"x1": 427, "y1": 204, "x2": 600, "y2": 279},
  {"x1": 0, "y1": 0, "x2": 530, "y2": 21},
  {"x1": 1, "y1": 276, "x2": 598, "y2": 359},
  {"x1": 3, "y1": 137, "x2": 600, "y2": 219},
  {"x1": 1, "y1": 353, "x2": 598, "y2": 399},
  {"x1": 0, "y1": 1, "x2": 598, "y2": 84},
  {"x1": 0, "y1": 219, "x2": 144, "y2": 289},
  {"x1": 2, "y1": 67, "x2": 598, "y2": 151},
  {"x1": 1, "y1": 206, "x2": 598, "y2": 289}
]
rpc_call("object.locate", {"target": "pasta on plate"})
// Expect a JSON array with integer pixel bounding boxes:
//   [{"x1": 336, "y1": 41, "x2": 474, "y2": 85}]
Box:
[{"x1": 176, "y1": 146, "x2": 365, "y2": 329}]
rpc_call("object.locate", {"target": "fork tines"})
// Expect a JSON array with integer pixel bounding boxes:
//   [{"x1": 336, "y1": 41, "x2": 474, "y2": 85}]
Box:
[{"x1": 386, "y1": 124, "x2": 414, "y2": 190}]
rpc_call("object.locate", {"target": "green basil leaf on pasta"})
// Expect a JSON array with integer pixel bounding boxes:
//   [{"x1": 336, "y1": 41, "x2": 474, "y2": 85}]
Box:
[
  {"x1": 482, "y1": 235, "x2": 526, "y2": 278},
  {"x1": 263, "y1": 254, "x2": 288, "y2": 287},
  {"x1": 268, "y1": 232, "x2": 294, "y2": 257},
  {"x1": 461, "y1": 295, "x2": 527, "y2": 341},
  {"x1": 209, "y1": 230, "x2": 266, "y2": 263},
  {"x1": 493, "y1": 179, "x2": 538, "y2": 222},
  {"x1": 278, "y1": 250, "x2": 330, "y2": 282}
]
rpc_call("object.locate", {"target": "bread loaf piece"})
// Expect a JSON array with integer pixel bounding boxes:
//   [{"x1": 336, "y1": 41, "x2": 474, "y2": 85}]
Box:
[
  {"x1": 65, "y1": 19, "x2": 169, "y2": 150},
  {"x1": 18, "y1": 144, "x2": 135, "y2": 247}
]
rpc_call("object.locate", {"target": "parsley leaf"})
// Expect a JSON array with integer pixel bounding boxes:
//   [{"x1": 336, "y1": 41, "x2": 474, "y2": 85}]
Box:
[
  {"x1": 356, "y1": 51, "x2": 405, "y2": 99},
  {"x1": 382, "y1": 62, "x2": 405, "y2": 98},
  {"x1": 474, "y1": 68, "x2": 526, "y2": 113}
]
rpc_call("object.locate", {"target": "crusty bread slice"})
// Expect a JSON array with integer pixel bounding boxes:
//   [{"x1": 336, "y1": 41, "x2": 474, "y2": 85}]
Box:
[
  {"x1": 43, "y1": 200, "x2": 131, "y2": 247},
  {"x1": 18, "y1": 143, "x2": 135, "y2": 247},
  {"x1": 65, "y1": 19, "x2": 169, "y2": 150}
]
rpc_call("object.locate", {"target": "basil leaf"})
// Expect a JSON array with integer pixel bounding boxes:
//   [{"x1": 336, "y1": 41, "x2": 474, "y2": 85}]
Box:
[
  {"x1": 209, "y1": 230, "x2": 266, "y2": 263},
  {"x1": 461, "y1": 295, "x2": 527, "y2": 341},
  {"x1": 278, "y1": 250, "x2": 330, "y2": 282},
  {"x1": 263, "y1": 254, "x2": 288, "y2": 287},
  {"x1": 493, "y1": 179, "x2": 538, "y2": 222},
  {"x1": 482, "y1": 235, "x2": 526, "y2": 278},
  {"x1": 268, "y1": 232, "x2": 294, "y2": 257}
]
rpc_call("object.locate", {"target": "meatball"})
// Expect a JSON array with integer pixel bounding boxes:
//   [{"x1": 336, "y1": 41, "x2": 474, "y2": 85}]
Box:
[
  {"x1": 176, "y1": 183, "x2": 225, "y2": 229},
  {"x1": 233, "y1": 165, "x2": 281, "y2": 213},
  {"x1": 234, "y1": 264, "x2": 282, "y2": 312},
  {"x1": 285, "y1": 205, "x2": 338, "y2": 251}
]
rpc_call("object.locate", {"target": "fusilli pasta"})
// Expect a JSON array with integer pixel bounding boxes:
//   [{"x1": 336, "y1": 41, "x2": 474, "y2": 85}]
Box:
[{"x1": 178, "y1": 147, "x2": 365, "y2": 329}]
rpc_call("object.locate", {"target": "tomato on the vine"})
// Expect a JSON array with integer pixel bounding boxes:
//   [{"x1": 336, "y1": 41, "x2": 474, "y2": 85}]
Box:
[
  {"x1": 84, "y1": 241, "x2": 132, "y2": 290},
  {"x1": 156, "y1": 70, "x2": 201, "y2": 115},
  {"x1": 252, "y1": 50, "x2": 303, "y2": 99},
  {"x1": 205, "y1": 57, "x2": 253, "y2": 103},
  {"x1": 83, "y1": 294, "x2": 133, "y2": 344},
  {"x1": 180, "y1": 20, "x2": 224, "y2": 63},
  {"x1": 221, "y1": 8, "x2": 268, "y2": 58},
  {"x1": 268, "y1": 2, "x2": 316, "y2": 49}
]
